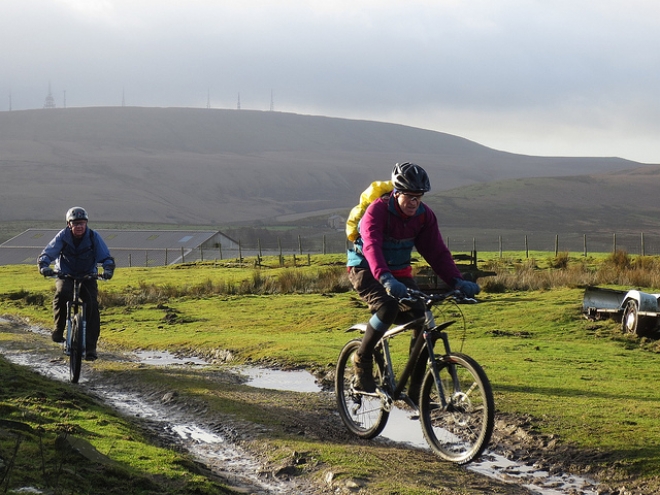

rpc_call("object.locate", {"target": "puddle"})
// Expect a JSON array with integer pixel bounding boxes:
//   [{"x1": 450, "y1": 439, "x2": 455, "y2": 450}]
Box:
[
  {"x1": 132, "y1": 350, "x2": 208, "y2": 366},
  {"x1": 237, "y1": 366, "x2": 321, "y2": 393}
]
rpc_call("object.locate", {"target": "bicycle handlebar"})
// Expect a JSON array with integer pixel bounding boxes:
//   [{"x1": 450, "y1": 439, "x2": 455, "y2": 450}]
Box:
[
  {"x1": 400, "y1": 288, "x2": 477, "y2": 306},
  {"x1": 47, "y1": 272, "x2": 104, "y2": 281}
]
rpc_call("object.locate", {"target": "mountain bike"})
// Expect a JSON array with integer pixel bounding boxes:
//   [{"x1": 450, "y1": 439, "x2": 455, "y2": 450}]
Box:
[
  {"x1": 54, "y1": 273, "x2": 101, "y2": 383},
  {"x1": 335, "y1": 289, "x2": 494, "y2": 464}
]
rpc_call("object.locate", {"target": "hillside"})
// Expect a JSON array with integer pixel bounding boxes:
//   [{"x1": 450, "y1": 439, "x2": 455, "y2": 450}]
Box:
[
  {"x1": 428, "y1": 166, "x2": 660, "y2": 234},
  {"x1": 0, "y1": 106, "x2": 648, "y2": 226}
]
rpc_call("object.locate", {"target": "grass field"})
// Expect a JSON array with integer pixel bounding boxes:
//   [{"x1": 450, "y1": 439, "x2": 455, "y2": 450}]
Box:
[{"x1": 1, "y1": 253, "x2": 660, "y2": 493}]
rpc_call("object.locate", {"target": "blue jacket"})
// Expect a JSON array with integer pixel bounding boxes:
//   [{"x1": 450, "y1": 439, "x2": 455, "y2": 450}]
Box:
[
  {"x1": 38, "y1": 228, "x2": 115, "y2": 277},
  {"x1": 347, "y1": 194, "x2": 461, "y2": 285}
]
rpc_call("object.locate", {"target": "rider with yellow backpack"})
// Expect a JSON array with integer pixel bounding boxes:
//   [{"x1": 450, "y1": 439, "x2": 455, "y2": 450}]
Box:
[{"x1": 346, "y1": 162, "x2": 479, "y2": 393}]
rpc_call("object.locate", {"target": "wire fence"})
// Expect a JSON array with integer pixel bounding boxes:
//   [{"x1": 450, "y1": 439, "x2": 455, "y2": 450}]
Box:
[{"x1": 106, "y1": 231, "x2": 660, "y2": 268}]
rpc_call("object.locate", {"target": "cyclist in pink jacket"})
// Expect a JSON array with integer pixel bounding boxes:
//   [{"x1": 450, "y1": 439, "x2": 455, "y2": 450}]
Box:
[{"x1": 347, "y1": 163, "x2": 479, "y2": 392}]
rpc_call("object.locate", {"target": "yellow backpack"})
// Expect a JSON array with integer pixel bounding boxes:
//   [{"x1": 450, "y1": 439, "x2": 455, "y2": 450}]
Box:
[{"x1": 345, "y1": 181, "x2": 393, "y2": 242}]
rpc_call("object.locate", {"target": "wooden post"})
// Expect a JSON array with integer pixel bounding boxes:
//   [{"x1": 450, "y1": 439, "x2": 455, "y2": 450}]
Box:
[
  {"x1": 278, "y1": 238, "x2": 283, "y2": 266},
  {"x1": 525, "y1": 235, "x2": 529, "y2": 259},
  {"x1": 613, "y1": 233, "x2": 616, "y2": 253},
  {"x1": 238, "y1": 239, "x2": 243, "y2": 262},
  {"x1": 323, "y1": 235, "x2": 327, "y2": 255},
  {"x1": 641, "y1": 232, "x2": 645, "y2": 256},
  {"x1": 298, "y1": 235, "x2": 302, "y2": 255},
  {"x1": 145, "y1": 251, "x2": 148, "y2": 267},
  {"x1": 555, "y1": 234, "x2": 559, "y2": 256},
  {"x1": 258, "y1": 238, "x2": 262, "y2": 258},
  {"x1": 218, "y1": 243, "x2": 222, "y2": 260},
  {"x1": 181, "y1": 247, "x2": 185, "y2": 263},
  {"x1": 128, "y1": 253, "x2": 132, "y2": 268},
  {"x1": 583, "y1": 234, "x2": 587, "y2": 257},
  {"x1": 165, "y1": 248, "x2": 168, "y2": 265},
  {"x1": 498, "y1": 236, "x2": 502, "y2": 258},
  {"x1": 307, "y1": 253, "x2": 311, "y2": 266}
]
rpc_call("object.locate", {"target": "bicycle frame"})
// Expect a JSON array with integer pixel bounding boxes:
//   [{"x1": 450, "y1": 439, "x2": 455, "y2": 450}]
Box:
[{"x1": 374, "y1": 307, "x2": 457, "y2": 410}]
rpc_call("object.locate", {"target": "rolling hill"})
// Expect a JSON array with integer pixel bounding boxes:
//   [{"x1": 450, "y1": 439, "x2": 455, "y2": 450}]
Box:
[
  {"x1": 0, "y1": 106, "x2": 652, "y2": 230},
  {"x1": 428, "y1": 167, "x2": 660, "y2": 234}
]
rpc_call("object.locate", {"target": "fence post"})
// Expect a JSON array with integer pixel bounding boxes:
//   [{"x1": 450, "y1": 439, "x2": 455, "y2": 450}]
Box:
[
  {"x1": 200, "y1": 246, "x2": 204, "y2": 262},
  {"x1": 307, "y1": 253, "x2": 311, "y2": 266},
  {"x1": 219, "y1": 243, "x2": 223, "y2": 260},
  {"x1": 145, "y1": 250, "x2": 148, "y2": 267},
  {"x1": 238, "y1": 239, "x2": 243, "y2": 262},
  {"x1": 278, "y1": 238, "x2": 283, "y2": 266},
  {"x1": 525, "y1": 235, "x2": 529, "y2": 259},
  {"x1": 498, "y1": 236, "x2": 502, "y2": 258},
  {"x1": 613, "y1": 233, "x2": 616, "y2": 253},
  {"x1": 181, "y1": 247, "x2": 185, "y2": 263},
  {"x1": 298, "y1": 235, "x2": 302, "y2": 255},
  {"x1": 128, "y1": 253, "x2": 132, "y2": 268},
  {"x1": 472, "y1": 238, "x2": 477, "y2": 267},
  {"x1": 583, "y1": 234, "x2": 587, "y2": 257},
  {"x1": 323, "y1": 235, "x2": 327, "y2": 255},
  {"x1": 165, "y1": 248, "x2": 168, "y2": 265},
  {"x1": 555, "y1": 234, "x2": 559, "y2": 256},
  {"x1": 641, "y1": 232, "x2": 645, "y2": 256},
  {"x1": 258, "y1": 238, "x2": 262, "y2": 258}
]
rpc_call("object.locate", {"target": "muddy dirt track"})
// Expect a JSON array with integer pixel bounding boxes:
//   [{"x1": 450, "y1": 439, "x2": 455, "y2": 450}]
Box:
[{"x1": 0, "y1": 316, "x2": 644, "y2": 495}]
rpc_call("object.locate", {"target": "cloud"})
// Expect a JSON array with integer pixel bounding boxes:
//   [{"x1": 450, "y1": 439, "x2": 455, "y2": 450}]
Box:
[{"x1": 1, "y1": 0, "x2": 660, "y2": 162}]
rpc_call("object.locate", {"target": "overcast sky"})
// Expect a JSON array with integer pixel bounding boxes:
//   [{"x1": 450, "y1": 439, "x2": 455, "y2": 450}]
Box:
[{"x1": 2, "y1": 0, "x2": 659, "y2": 163}]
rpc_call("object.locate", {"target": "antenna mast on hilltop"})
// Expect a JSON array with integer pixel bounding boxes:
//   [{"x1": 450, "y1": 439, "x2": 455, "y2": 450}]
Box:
[{"x1": 43, "y1": 81, "x2": 56, "y2": 109}]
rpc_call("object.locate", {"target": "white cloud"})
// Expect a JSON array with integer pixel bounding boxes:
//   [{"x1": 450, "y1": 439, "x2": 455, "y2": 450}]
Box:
[{"x1": 1, "y1": 0, "x2": 660, "y2": 162}]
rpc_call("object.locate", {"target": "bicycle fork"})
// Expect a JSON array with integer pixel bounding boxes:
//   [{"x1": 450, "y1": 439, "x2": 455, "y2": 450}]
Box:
[
  {"x1": 426, "y1": 325, "x2": 461, "y2": 411},
  {"x1": 64, "y1": 301, "x2": 87, "y2": 357}
]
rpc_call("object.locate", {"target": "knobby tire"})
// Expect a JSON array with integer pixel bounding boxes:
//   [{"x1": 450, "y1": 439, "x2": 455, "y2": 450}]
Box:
[
  {"x1": 419, "y1": 352, "x2": 494, "y2": 464},
  {"x1": 69, "y1": 313, "x2": 83, "y2": 384},
  {"x1": 335, "y1": 339, "x2": 389, "y2": 439}
]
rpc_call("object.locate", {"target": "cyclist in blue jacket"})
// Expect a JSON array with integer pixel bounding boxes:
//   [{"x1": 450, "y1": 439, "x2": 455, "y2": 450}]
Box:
[
  {"x1": 37, "y1": 207, "x2": 115, "y2": 361},
  {"x1": 347, "y1": 163, "x2": 480, "y2": 393}
]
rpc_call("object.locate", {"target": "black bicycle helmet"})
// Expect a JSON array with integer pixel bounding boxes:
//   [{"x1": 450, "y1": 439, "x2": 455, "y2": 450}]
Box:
[
  {"x1": 66, "y1": 206, "x2": 89, "y2": 223},
  {"x1": 391, "y1": 162, "x2": 431, "y2": 193}
]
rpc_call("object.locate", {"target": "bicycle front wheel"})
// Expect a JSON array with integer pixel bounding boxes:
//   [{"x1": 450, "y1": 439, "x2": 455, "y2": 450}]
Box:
[
  {"x1": 335, "y1": 339, "x2": 389, "y2": 439},
  {"x1": 419, "y1": 353, "x2": 494, "y2": 464},
  {"x1": 69, "y1": 313, "x2": 83, "y2": 384}
]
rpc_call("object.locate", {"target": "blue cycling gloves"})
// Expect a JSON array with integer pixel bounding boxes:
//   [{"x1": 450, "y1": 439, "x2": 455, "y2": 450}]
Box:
[
  {"x1": 454, "y1": 278, "x2": 480, "y2": 298},
  {"x1": 380, "y1": 273, "x2": 480, "y2": 299},
  {"x1": 40, "y1": 266, "x2": 55, "y2": 277},
  {"x1": 379, "y1": 273, "x2": 409, "y2": 298}
]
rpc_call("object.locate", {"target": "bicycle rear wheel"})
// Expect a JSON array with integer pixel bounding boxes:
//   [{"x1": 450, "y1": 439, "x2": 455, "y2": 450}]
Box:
[
  {"x1": 419, "y1": 353, "x2": 494, "y2": 464},
  {"x1": 335, "y1": 339, "x2": 389, "y2": 439},
  {"x1": 69, "y1": 313, "x2": 83, "y2": 384}
]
